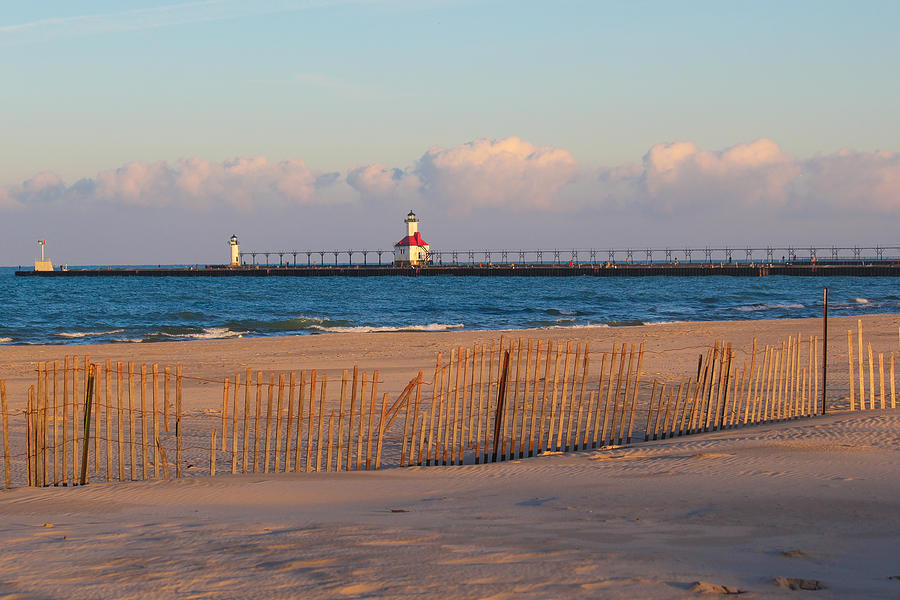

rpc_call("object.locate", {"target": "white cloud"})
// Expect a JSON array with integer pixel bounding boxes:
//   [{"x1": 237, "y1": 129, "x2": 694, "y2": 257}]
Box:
[
  {"x1": 792, "y1": 148, "x2": 900, "y2": 213},
  {"x1": 4, "y1": 156, "x2": 340, "y2": 211},
  {"x1": 630, "y1": 138, "x2": 801, "y2": 213},
  {"x1": 346, "y1": 164, "x2": 419, "y2": 201},
  {"x1": 347, "y1": 137, "x2": 579, "y2": 214},
  {"x1": 4, "y1": 137, "x2": 900, "y2": 225},
  {"x1": 607, "y1": 138, "x2": 900, "y2": 217}
]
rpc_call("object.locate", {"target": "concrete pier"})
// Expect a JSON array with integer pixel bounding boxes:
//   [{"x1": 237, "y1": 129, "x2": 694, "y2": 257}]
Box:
[{"x1": 14, "y1": 261, "x2": 900, "y2": 277}]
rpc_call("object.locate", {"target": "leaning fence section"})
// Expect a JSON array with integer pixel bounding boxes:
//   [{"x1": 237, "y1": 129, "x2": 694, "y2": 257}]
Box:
[
  {"x1": 210, "y1": 367, "x2": 423, "y2": 476},
  {"x1": 641, "y1": 333, "x2": 821, "y2": 442}
]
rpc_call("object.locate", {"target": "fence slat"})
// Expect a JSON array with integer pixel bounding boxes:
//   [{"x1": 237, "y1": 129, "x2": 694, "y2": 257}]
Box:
[
  {"x1": 117, "y1": 362, "x2": 124, "y2": 482},
  {"x1": 1, "y1": 381, "x2": 9, "y2": 489}
]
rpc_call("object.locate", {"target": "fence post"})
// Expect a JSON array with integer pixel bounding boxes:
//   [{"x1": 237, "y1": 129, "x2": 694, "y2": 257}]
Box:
[
  {"x1": 491, "y1": 351, "x2": 511, "y2": 463},
  {"x1": 822, "y1": 287, "x2": 828, "y2": 414},
  {"x1": 80, "y1": 364, "x2": 95, "y2": 486},
  {"x1": 1, "y1": 381, "x2": 9, "y2": 489}
]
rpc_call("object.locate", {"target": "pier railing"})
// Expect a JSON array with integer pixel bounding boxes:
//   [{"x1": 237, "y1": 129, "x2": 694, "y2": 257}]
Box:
[{"x1": 239, "y1": 245, "x2": 900, "y2": 267}]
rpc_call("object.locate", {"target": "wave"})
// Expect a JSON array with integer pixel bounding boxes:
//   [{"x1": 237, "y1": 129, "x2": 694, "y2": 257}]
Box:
[
  {"x1": 179, "y1": 327, "x2": 245, "y2": 340},
  {"x1": 645, "y1": 320, "x2": 686, "y2": 325},
  {"x1": 854, "y1": 298, "x2": 870, "y2": 304},
  {"x1": 0, "y1": 337, "x2": 12, "y2": 344},
  {"x1": 544, "y1": 308, "x2": 580, "y2": 316},
  {"x1": 56, "y1": 329, "x2": 124, "y2": 338},
  {"x1": 144, "y1": 327, "x2": 246, "y2": 341},
  {"x1": 225, "y1": 316, "x2": 353, "y2": 333},
  {"x1": 735, "y1": 303, "x2": 805, "y2": 312},
  {"x1": 538, "y1": 323, "x2": 610, "y2": 330},
  {"x1": 310, "y1": 323, "x2": 464, "y2": 334}
]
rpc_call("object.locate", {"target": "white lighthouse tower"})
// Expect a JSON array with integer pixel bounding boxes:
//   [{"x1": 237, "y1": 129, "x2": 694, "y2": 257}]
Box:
[
  {"x1": 229, "y1": 234, "x2": 240, "y2": 266},
  {"x1": 393, "y1": 210, "x2": 430, "y2": 266}
]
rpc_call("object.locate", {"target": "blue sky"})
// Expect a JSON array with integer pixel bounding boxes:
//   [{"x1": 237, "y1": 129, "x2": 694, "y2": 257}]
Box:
[{"x1": 1, "y1": 1, "x2": 899, "y2": 264}]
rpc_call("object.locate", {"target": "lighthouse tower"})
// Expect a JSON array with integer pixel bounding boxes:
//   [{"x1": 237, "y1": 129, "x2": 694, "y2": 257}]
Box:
[
  {"x1": 34, "y1": 240, "x2": 53, "y2": 272},
  {"x1": 229, "y1": 234, "x2": 240, "y2": 266},
  {"x1": 393, "y1": 211, "x2": 430, "y2": 266}
]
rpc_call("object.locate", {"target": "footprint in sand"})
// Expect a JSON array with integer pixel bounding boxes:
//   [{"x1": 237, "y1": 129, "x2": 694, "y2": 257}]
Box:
[
  {"x1": 772, "y1": 577, "x2": 827, "y2": 590},
  {"x1": 516, "y1": 497, "x2": 557, "y2": 506},
  {"x1": 689, "y1": 581, "x2": 744, "y2": 594}
]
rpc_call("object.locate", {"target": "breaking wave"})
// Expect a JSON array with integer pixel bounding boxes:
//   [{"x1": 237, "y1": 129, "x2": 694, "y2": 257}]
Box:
[
  {"x1": 143, "y1": 327, "x2": 246, "y2": 342},
  {"x1": 310, "y1": 323, "x2": 464, "y2": 334},
  {"x1": 56, "y1": 329, "x2": 124, "y2": 338}
]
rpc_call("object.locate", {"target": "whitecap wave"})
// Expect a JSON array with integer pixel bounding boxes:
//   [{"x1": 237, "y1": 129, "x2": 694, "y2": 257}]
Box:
[
  {"x1": 854, "y1": 298, "x2": 870, "y2": 304},
  {"x1": 0, "y1": 337, "x2": 13, "y2": 344},
  {"x1": 176, "y1": 327, "x2": 245, "y2": 340},
  {"x1": 56, "y1": 329, "x2": 124, "y2": 338},
  {"x1": 310, "y1": 323, "x2": 464, "y2": 334},
  {"x1": 539, "y1": 323, "x2": 610, "y2": 330},
  {"x1": 150, "y1": 327, "x2": 246, "y2": 340},
  {"x1": 735, "y1": 303, "x2": 805, "y2": 312},
  {"x1": 645, "y1": 320, "x2": 687, "y2": 325}
]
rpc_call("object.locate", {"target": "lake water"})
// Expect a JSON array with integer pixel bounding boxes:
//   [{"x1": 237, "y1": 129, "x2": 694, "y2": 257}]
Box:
[{"x1": 1, "y1": 267, "x2": 896, "y2": 345}]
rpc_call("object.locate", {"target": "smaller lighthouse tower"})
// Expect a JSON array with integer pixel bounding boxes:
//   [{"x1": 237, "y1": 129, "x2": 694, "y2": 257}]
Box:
[
  {"x1": 35, "y1": 240, "x2": 53, "y2": 271},
  {"x1": 393, "y1": 210, "x2": 430, "y2": 266},
  {"x1": 229, "y1": 234, "x2": 240, "y2": 266}
]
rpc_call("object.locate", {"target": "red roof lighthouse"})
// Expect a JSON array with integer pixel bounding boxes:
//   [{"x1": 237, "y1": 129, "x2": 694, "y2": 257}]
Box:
[{"x1": 393, "y1": 210, "x2": 430, "y2": 266}]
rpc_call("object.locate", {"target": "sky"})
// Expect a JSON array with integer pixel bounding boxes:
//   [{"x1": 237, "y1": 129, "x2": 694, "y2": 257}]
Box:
[{"x1": 1, "y1": 0, "x2": 899, "y2": 265}]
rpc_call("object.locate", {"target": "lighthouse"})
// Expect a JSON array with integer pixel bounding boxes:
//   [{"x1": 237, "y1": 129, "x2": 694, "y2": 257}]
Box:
[
  {"x1": 34, "y1": 240, "x2": 53, "y2": 272},
  {"x1": 229, "y1": 234, "x2": 240, "y2": 266},
  {"x1": 393, "y1": 210, "x2": 430, "y2": 266}
]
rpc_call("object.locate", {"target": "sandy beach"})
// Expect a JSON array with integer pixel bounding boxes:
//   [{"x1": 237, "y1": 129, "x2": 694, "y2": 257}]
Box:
[
  {"x1": 1, "y1": 314, "x2": 899, "y2": 598},
  {"x1": 3, "y1": 312, "x2": 898, "y2": 411}
]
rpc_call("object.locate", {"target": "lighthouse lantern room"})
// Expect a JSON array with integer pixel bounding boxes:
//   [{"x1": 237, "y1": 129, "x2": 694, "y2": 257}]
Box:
[{"x1": 393, "y1": 211, "x2": 430, "y2": 266}]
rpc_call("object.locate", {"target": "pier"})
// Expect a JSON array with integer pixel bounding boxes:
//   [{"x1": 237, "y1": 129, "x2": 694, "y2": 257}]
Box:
[
  {"x1": 14, "y1": 245, "x2": 900, "y2": 277},
  {"x1": 234, "y1": 245, "x2": 900, "y2": 268},
  {"x1": 14, "y1": 261, "x2": 900, "y2": 277}
]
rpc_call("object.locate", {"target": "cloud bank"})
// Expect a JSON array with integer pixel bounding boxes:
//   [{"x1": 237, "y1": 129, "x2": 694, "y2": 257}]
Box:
[
  {"x1": 347, "y1": 137, "x2": 900, "y2": 218},
  {"x1": 6, "y1": 137, "x2": 898, "y2": 217},
  {"x1": 3, "y1": 136, "x2": 899, "y2": 263},
  {"x1": 3, "y1": 157, "x2": 339, "y2": 211}
]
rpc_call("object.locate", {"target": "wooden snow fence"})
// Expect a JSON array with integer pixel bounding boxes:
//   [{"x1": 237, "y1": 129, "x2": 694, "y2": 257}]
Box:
[
  {"x1": 19, "y1": 357, "x2": 183, "y2": 487},
  {"x1": 403, "y1": 333, "x2": 824, "y2": 464},
  {"x1": 641, "y1": 334, "x2": 822, "y2": 442},
  {"x1": 5, "y1": 325, "x2": 890, "y2": 491},
  {"x1": 845, "y1": 319, "x2": 898, "y2": 411}
]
